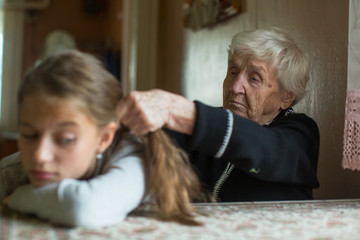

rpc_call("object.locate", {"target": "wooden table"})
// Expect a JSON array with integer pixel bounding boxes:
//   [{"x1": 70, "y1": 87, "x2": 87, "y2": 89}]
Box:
[{"x1": 1, "y1": 199, "x2": 360, "y2": 240}]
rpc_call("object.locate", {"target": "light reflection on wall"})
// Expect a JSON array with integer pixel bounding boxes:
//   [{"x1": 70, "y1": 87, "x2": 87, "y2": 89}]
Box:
[{"x1": 0, "y1": 10, "x2": 3, "y2": 120}]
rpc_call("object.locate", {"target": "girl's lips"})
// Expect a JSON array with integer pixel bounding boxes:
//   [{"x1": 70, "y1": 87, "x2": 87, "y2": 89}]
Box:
[{"x1": 31, "y1": 170, "x2": 55, "y2": 180}]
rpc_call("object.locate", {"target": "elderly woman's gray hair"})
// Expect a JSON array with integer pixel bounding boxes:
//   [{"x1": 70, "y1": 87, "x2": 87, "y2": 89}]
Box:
[{"x1": 228, "y1": 27, "x2": 309, "y2": 106}]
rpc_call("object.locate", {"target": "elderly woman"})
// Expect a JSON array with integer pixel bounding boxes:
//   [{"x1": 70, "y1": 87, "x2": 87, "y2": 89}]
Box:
[{"x1": 118, "y1": 27, "x2": 320, "y2": 202}]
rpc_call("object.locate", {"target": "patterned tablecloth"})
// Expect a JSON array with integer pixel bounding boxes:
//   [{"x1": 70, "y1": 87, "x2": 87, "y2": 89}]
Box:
[{"x1": 1, "y1": 199, "x2": 360, "y2": 240}]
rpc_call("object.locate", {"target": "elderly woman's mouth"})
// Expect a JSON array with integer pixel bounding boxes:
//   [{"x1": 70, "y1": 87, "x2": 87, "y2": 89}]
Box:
[{"x1": 229, "y1": 100, "x2": 246, "y2": 109}]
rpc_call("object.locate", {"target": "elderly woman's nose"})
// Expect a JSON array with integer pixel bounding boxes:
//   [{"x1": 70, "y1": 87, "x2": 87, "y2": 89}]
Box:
[{"x1": 231, "y1": 73, "x2": 246, "y2": 94}]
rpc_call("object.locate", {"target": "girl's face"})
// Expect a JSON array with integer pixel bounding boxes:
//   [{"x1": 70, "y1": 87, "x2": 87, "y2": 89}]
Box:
[{"x1": 18, "y1": 93, "x2": 106, "y2": 187}]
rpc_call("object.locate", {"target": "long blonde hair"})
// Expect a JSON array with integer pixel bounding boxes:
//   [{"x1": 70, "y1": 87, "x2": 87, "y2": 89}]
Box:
[{"x1": 18, "y1": 50, "x2": 201, "y2": 225}]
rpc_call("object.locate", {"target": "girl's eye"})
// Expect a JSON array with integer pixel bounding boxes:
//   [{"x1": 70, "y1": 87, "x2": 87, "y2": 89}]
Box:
[
  {"x1": 55, "y1": 130, "x2": 77, "y2": 146},
  {"x1": 20, "y1": 132, "x2": 38, "y2": 140},
  {"x1": 59, "y1": 137, "x2": 75, "y2": 146},
  {"x1": 56, "y1": 132, "x2": 76, "y2": 146}
]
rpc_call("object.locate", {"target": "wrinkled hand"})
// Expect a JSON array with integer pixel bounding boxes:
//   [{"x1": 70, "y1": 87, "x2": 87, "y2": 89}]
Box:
[
  {"x1": 117, "y1": 89, "x2": 170, "y2": 135},
  {"x1": 117, "y1": 89, "x2": 196, "y2": 136}
]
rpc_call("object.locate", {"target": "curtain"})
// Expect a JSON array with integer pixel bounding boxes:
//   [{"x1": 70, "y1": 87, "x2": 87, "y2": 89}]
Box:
[
  {"x1": 0, "y1": 0, "x2": 24, "y2": 132},
  {"x1": 343, "y1": 0, "x2": 360, "y2": 170}
]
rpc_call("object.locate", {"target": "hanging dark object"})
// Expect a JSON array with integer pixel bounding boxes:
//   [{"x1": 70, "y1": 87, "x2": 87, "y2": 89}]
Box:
[
  {"x1": 183, "y1": 0, "x2": 242, "y2": 30},
  {"x1": 83, "y1": 0, "x2": 106, "y2": 13}
]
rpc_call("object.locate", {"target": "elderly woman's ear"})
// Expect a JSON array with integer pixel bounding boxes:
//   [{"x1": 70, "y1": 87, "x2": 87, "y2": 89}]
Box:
[{"x1": 280, "y1": 91, "x2": 296, "y2": 109}]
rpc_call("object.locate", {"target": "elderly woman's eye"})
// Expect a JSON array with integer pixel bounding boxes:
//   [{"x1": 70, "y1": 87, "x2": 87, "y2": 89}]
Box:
[
  {"x1": 250, "y1": 73, "x2": 262, "y2": 83},
  {"x1": 229, "y1": 68, "x2": 239, "y2": 75}
]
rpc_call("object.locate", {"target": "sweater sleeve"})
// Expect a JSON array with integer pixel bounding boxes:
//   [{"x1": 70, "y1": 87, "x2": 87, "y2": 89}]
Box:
[
  {"x1": 0, "y1": 152, "x2": 28, "y2": 202},
  {"x1": 7, "y1": 140, "x2": 145, "y2": 228},
  {"x1": 188, "y1": 101, "x2": 320, "y2": 187}
]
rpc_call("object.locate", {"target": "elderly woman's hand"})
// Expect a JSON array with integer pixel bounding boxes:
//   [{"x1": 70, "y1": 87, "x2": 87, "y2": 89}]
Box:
[{"x1": 117, "y1": 89, "x2": 196, "y2": 136}]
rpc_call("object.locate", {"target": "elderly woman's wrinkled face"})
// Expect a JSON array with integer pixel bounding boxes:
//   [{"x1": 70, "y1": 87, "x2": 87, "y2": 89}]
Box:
[{"x1": 223, "y1": 56, "x2": 293, "y2": 125}]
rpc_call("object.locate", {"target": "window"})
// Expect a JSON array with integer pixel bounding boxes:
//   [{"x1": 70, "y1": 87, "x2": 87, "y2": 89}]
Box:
[
  {"x1": 0, "y1": 3, "x2": 25, "y2": 132},
  {"x1": 0, "y1": 9, "x2": 4, "y2": 120}
]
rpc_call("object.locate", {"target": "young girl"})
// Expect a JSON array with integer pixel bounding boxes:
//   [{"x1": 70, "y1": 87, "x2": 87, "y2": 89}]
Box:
[{"x1": 0, "y1": 50, "x2": 201, "y2": 227}]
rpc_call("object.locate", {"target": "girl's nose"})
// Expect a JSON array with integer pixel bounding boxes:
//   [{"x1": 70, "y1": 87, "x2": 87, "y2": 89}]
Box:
[
  {"x1": 33, "y1": 138, "x2": 54, "y2": 164},
  {"x1": 231, "y1": 73, "x2": 246, "y2": 94}
]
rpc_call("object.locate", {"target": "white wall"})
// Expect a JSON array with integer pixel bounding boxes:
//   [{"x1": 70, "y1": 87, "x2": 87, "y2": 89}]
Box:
[
  {"x1": 183, "y1": 1, "x2": 256, "y2": 106},
  {"x1": 348, "y1": 0, "x2": 360, "y2": 90}
]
